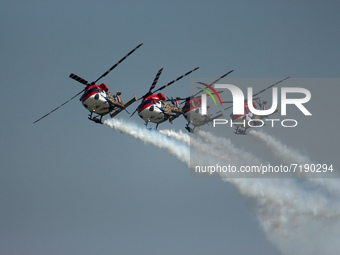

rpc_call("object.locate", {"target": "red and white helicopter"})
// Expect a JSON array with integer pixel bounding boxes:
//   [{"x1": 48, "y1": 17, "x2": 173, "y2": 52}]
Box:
[
  {"x1": 222, "y1": 76, "x2": 290, "y2": 134},
  {"x1": 33, "y1": 43, "x2": 143, "y2": 124},
  {"x1": 169, "y1": 70, "x2": 235, "y2": 132},
  {"x1": 131, "y1": 67, "x2": 199, "y2": 129}
]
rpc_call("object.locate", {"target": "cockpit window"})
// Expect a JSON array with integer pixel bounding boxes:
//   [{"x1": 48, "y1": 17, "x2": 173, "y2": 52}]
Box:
[
  {"x1": 190, "y1": 99, "x2": 200, "y2": 108},
  {"x1": 87, "y1": 88, "x2": 98, "y2": 94},
  {"x1": 139, "y1": 99, "x2": 152, "y2": 109},
  {"x1": 80, "y1": 87, "x2": 98, "y2": 101}
]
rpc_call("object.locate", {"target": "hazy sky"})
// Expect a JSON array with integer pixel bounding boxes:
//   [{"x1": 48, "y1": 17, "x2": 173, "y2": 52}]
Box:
[{"x1": 1, "y1": 1, "x2": 339, "y2": 254}]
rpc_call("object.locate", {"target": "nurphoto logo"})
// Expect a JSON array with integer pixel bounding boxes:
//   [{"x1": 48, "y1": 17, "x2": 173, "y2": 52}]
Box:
[{"x1": 199, "y1": 81, "x2": 312, "y2": 130}]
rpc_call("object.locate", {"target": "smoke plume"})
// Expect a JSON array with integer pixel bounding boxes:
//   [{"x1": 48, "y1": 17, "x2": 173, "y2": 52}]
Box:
[
  {"x1": 104, "y1": 119, "x2": 340, "y2": 255},
  {"x1": 249, "y1": 129, "x2": 340, "y2": 196}
]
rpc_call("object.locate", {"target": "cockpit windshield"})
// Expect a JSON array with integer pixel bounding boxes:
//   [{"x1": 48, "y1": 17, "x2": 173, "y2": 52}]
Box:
[
  {"x1": 185, "y1": 99, "x2": 200, "y2": 108},
  {"x1": 80, "y1": 87, "x2": 98, "y2": 101},
  {"x1": 87, "y1": 88, "x2": 98, "y2": 94},
  {"x1": 139, "y1": 99, "x2": 152, "y2": 109}
]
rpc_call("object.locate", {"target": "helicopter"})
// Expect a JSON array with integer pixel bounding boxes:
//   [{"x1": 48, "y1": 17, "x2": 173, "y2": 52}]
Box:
[
  {"x1": 222, "y1": 76, "x2": 291, "y2": 134},
  {"x1": 168, "y1": 70, "x2": 234, "y2": 132},
  {"x1": 131, "y1": 67, "x2": 199, "y2": 129},
  {"x1": 33, "y1": 43, "x2": 143, "y2": 124}
]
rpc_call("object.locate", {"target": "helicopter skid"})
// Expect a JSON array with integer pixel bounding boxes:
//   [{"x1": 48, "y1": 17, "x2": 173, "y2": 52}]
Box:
[
  {"x1": 185, "y1": 126, "x2": 192, "y2": 133},
  {"x1": 88, "y1": 116, "x2": 103, "y2": 124},
  {"x1": 235, "y1": 128, "x2": 247, "y2": 135}
]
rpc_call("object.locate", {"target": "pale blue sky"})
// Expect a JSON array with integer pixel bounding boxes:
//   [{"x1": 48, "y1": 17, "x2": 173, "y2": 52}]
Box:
[{"x1": 1, "y1": 1, "x2": 339, "y2": 254}]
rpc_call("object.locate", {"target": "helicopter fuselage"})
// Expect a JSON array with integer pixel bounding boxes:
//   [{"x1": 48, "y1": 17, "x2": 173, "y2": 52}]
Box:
[
  {"x1": 182, "y1": 98, "x2": 209, "y2": 127},
  {"x1": 138, "y1": 94, "x2": 168, "y2": 123},
  {"x1": 80, "y1": 84, "x2": 115, "y2": 116},
  {"x1": 230, "y1": 102, "x2": 269, "y2": 134},
  {"x1": 138, "y1": 93, "x2": 181, "y2": 124}
]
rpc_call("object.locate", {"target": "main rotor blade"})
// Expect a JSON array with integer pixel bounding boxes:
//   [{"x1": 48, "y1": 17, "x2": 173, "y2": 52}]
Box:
[
  {"x1": 93, "y1": 43, "x2": 143, "y2": 84},
  {"x1": 192, "y1": 69, "x2": 234, "y2": 98},
  {"x1": 252, "y1": 76, "x2": 290, "y2": 98},
  {"x1": 209, "y1": 69, "x2": 235, "y2": 87},
  {"x1": 33, "y1": 89, "x2": 85, "y2": 124},
  {"x1": 69, "y1": 73, "x2": 90, "y2": 86},
  {"x1": 138, "y1": 68, "x2": 164, "y2": 100},
  {"x1": 176, "y1": 91, "x2": 222, "y2": 101},
  {"x1": 149, "y1": 68, "x2": 163, "y2": 92},
  {"x1": 153, "y1": 67, "x2": 199, "y2": 93}
]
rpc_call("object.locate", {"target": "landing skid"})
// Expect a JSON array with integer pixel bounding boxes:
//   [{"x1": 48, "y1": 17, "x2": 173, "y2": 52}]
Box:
[
  {"x1": 235, "y1": 127, "x2": 247, "y2": 135},
  {"x1": 185, "y1": 124, "x2": 196, "y2": 133},
  {"x1": 88, "y1": 113, "x2": 103, "y2": 124},
  {"x1": 144, "y1": 121, "x2": 159, "y2": 130}
]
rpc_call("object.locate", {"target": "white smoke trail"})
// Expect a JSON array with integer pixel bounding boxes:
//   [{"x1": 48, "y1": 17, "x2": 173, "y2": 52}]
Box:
[
  {"x1": 248, "y1": 130, "x2": 310, "y2": 164},
  {"x1": 104, "y1": 119, "x2": 340, "y2": 255},
  {"x1": 248, "y1": 130, "x2": 340, "y2": 196},
  {"x1": 160, "y1": 129, "x2": 261, "y2": 172},
  {"x1": 103, "y1": 118, "x2": 190, "y2": 165},
  {"x1": 195, "y1": 129, "x2": 261, "y2": 167},
  {"x1": 193, "y1": 129, "x2": 340, "y2": 254},
  {"x1": 161, "y1": 128, "x2": 340, "y2": 215}
]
